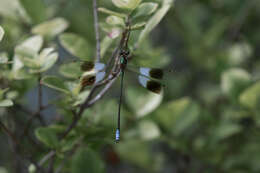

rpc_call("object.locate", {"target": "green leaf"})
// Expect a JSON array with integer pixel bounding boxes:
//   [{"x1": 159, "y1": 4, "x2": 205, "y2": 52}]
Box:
[
  {"x1": 32, "y1": 18, "x2": 69, "y2": 38},
  {"x1": 112, "y1": 0, "x2": 142, "y2": 10},
  {"x1": 228, "y1": 42, "x2": 252, "y2": 66},
  {"x1": 138, "y1": 120, "x2": 160, "y2": 140},
  {"x1": 0, "y1": 26, "x2": 4, "y2": 42},
  {"x1": 30, "y1": 48, "x2": 58, "y2": 73},
  {"x1": 59, "y1": 33, "x2": 92, "y2": 60},
  {"x1": 59, "y1": 62, "x2": 82, "y2": 79},
  {"x1": 41, "y1": 76, "x2": 70, "y2": 94},
  {"x1": 0, "y1": 99, "x2": 13, "y2": 107},
  {"x1": 98, "y1": 8, "x2": 126, "y2": 18},
  {"x1": 132, "y1": 2, "x2": 158, "y2": 18},
  {"x1": 35, "y1": 127, "x2": 59, "y2": 148},
  {"x1": 115, "y1": 140, "x2": 159, "y2": 170},
  {"x1": 106, "y1": 15, "x2": 124, "y2": 26},
  {"x1": 0, "y1": 53, "x2": 8, "y2": 64},
  {"x1": 0, "y1": 167, "x2": 8, "y2": 173},
  {"x1": 100, "y1": 36, "x2": 114, "y2": 57},
  {"x1": 137, "y1": 0, "x2": 173, "y2": 46},
  {"x1": 213, "y1": 123, "x2": 242, "y2": 141},
  {"x1": 28, "y1": 164, "x2": 36, "y2": 173},
  {"x1": 16, "y1": 35, "x2": 43, "y2": 54},
  {"x1": 221, "y1": 68, "x2": 252, "y2": 100},
  {"x1": 154, "y1": 97, "x2": 200, "y2": 136},
  {"x1": 0, "y1": 88, "x2": 8, "y2": 99},
  {"x1": 71, "y1": 148, "x2": 104, "y2": 173},
  {"x1": 0, "y1": 0, "x2": 30, "y2": 22},
  {"x1": 240, "y1": 82, "x2": 260, "y2": 109},
  {"x1": 126, "y1": 87, "x2": 163, "y2": 118},
  {"x1": 131, "y1": 22, "x2": 146, "y2": 30},
  {"x1": 20, "y1": 0, "x2": 46, "y2": 24}
]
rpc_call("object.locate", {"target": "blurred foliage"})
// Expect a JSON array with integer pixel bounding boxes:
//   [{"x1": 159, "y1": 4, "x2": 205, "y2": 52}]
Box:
[{"x1": 0, "y1": 0, "x2": 260, "y2": 173}]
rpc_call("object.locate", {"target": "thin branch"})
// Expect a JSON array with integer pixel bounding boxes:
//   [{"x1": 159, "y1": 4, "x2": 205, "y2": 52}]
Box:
[
  {"x1": 38, "y1": 74, "x2": 46, "y2": 125},
  {"x1": 93, "y1": 0, "x2": 101, "y2": 62},
  {"x1": 39, "y1": 150, "x2": 56, "y2": 166},
  {"x1": 0, "y1": 120, "x2": 19, "y2": 146}
]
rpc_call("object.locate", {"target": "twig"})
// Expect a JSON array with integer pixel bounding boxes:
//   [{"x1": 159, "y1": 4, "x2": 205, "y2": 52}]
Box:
[
  {"x1": 0, "y1": 120, "x2": 19, "y2": 146},
  {"x1": 93, "y1": 0, "x2": 101, "y2": 62},
  {"x1": 39, "y1": 150, "x2": 56, "y2": 166},
  {"x1": 37, "y1": 74, "x2": 46, "y2": 125}
]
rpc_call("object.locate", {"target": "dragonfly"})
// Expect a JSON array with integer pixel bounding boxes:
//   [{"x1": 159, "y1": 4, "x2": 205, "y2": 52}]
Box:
[{"x1": 77, "y1": 24, "x2": 164, "y2": 143}]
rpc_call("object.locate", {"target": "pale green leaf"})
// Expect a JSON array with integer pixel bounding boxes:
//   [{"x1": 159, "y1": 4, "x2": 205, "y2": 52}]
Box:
[
  {"x1": 112, "y1": 0, "x2": 142, "y2": 10},
  {"x1": 0, "y1": 26, "x2": 4, "y2": 42},
  {"x1": 59, "y1": 33, "x2": 92, "y2": 60},
  {"x1": 131, "y1": 22, "x2": 146, "y2": 30},
  {"x1": 0, "y1": 53, "x2": 8, "y2": 64},
  {"x1": 59, "y1": 62, "x2": 82, "y2": 79},
  {"x1": 240, "y1": 82, "x2": 260, "y2": 109},
  {"x1": 0, "y1": 167, "x2": 8, "y2": 173},
  {"x1": 16, "y1": 35, "x2": 43, "y2": 54},
  {"x1": 228, "y1": 42, "x2": 253, "y2": 66},
  {"x1": 41, "y1": 76, "x2": 70, "y2": 94},
  {"x1": 72, "y1": 148, "x2": 104, "y2": 173},
  {"x1": 0, "y1": 0, "x2": 30, "y2": 22},
  {"x1": 213, "y1": 123, "x2": 242, "y2": 140},
  {"x1": 154, "y1": 97, "x2": 200, "y2": 136},
  {"x1": 100, "y1": 36, "x2": 114, "y2": 57},
  {"x1": 132, "y1": 2, "x2": 158, "y2": 18},
  {"x1": 138, "y1": 120, "x2": 160, "y2": 140},
  {"x1": 28, "y1": 164, "x2": 36, "y2": 173},
  {"x1": 98, "y1": 7, "x2": 126, "y2": 18},
  {"x1": 106, "y1": 15, "x2": 124, "y2": 26},
  {"x1": 221, "y1": 68, "x2": 252, "y2": 99},
  {"x1": 0, "y1": 99, "x2": 13, "y2": 107},
  {"x1": 137, "y1": 0, "x2": 173, "y2": 46},
  {"x1": 31, "y1": 52, "x2": 58, "y2": 73},
  {"x1": 126, "y1": 87, "x2": 163, "y2": 118},
  {"x1": 32, "y1": 18, "x2": 69, "y2": 38}
]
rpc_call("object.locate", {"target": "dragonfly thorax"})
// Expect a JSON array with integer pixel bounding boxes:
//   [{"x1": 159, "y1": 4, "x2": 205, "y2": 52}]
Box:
[{"x1": 119, "y1": 50, "x2": 129, "y2": 70}]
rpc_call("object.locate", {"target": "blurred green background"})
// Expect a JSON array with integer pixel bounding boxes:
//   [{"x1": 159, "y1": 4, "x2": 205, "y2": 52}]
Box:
[{"x1": 0, "y1": 0, "x2": 260, "y2": 173}]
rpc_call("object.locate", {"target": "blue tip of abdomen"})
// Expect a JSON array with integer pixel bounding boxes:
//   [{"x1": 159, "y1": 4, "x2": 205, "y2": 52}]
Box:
[{"x1": 115, "y1": 128, "x2": 120, "y2": 143}]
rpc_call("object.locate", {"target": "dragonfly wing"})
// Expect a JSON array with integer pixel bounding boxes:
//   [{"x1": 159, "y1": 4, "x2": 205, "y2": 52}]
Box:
[
  {"x1": 140, "y1": 67, "x2": 163, "y2": 80},
  {"x1": 138, "y1": 75, "x2": 163, "y2": 94}
]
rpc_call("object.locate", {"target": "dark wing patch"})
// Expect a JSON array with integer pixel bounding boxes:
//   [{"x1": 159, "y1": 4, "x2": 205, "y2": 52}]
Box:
[
  {"x1": 81, "y1": 61, "x2": 95, "y2": 71},
  {"x1": 146, "y1": 80, "x2": 162, "y2": 94},
  {"x1": 81, "y1": 75, "x2": 96, "y2": 88},
  {"x1": 149, "y1": 68, "x2": 163, "y2": 79}
]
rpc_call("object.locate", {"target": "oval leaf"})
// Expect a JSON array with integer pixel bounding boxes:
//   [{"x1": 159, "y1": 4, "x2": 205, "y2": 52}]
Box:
[
  {"x1": 0, "y1": 26, "x2": 4, "y2": 42},
  {"x1": 126, "y1": 87, "x2": 162, "y2": 118},
  {"x1": 106, "y1": 15, "x2": 124, "y2": 26},
  {"x1": 154, "y1": 97, "x2": 200, "y2": 136},
  {"x1": 41, "y1": 76, "x2": 70, "y2": 94},
  {"x1": 137, "y1": 0, "x2": 173, "y2": 46},
  {"x1": 240, "y1": 82, "x2": 260, "y2": 109},
  {"x1": 98, "y1": 7, "x2": 126, "y2": 18},
  {"x1": 112, "y1": 0, "x2": 142, "y2": 10},
  {"x1": 59, "y1": 33, "x2": 92, "y2": 60},
  {"x1": 32, "y1": 18, "x2": 69, "y2": 38},
  {"x1": 221, "y1": 68, "x2": 252, "y2": 99},
  {"x1": 0, "y1": 99, "x2": 13, "y2": 107},
  {"x1": 72, "y1": 148, "x2": 104, "y2": 173},
  {"x1": 35, "y1": 127, "x2": 59, "y2": 148},
  {"x1": 59, "y1": 62, "x2": 82, "y2": 79},
  {"x1": 132, "y1": 2, "x2": 158, "y2": 18}
]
